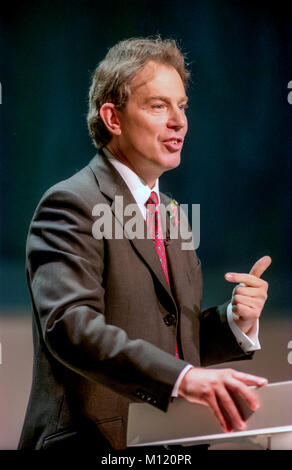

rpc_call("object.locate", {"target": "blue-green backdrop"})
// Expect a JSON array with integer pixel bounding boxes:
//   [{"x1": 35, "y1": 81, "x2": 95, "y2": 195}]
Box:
[{"x1": 0, "y1": 0, "x2": 291, "y2": 316}]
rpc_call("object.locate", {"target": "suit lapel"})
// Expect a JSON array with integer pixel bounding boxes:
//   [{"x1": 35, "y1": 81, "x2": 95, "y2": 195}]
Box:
[
  {"x1": 88, "y1": 150, "x2": 175, "y2": 302},
  {"x1": 160, "y1": 192, "x2": 186, "y2": 313}
]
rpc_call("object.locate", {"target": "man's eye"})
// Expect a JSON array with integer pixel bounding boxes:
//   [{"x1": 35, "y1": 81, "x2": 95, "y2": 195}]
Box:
[
  {"x1": 152, "y1": 103, "x2": 165, "y2": 109},
  {"x1": 179, "y1": 103, "x2": 189, "y2": 110}
]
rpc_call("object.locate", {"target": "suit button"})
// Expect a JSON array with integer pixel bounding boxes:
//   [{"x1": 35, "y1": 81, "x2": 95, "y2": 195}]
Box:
[{"x1": 164, "y1": 313, "x2": 176, "y2": 326}]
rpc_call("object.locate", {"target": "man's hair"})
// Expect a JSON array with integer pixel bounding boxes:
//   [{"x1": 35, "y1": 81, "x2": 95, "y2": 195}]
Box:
[{"x1": 87, "y1": 37, "x2": 190, "y2": 148}]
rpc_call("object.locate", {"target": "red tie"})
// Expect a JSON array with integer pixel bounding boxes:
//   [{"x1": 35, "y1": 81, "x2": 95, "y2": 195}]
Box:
[{"x1": 146, "y1": 191, "x2": 180, "y2": 358}]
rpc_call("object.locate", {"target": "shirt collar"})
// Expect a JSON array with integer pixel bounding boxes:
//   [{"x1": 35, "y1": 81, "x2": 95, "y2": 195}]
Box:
[{"x1": 103, "y1": 147, "x2": 160, "y2": 213}]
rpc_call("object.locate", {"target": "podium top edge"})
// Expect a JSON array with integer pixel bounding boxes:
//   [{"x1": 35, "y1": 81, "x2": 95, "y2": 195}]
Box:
[{"x1": 253, "y1": 380, "x2": 292, "y2": 388}]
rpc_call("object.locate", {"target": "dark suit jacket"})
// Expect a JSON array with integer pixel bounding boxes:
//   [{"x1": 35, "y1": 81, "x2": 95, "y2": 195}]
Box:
[{"x1": 18, "y1": 149, "x2": 253, "y2": 451}]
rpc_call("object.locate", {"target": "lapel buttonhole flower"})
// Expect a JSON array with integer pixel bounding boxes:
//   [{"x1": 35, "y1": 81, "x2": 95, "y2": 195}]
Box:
[{"x1": 169, "y1": 199, "x2": 179, "y2": 226}]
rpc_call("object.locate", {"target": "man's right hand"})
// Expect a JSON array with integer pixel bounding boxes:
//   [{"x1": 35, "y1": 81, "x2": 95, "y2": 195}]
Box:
[{"x1": 178, "y1": 367, "x2": 268, "y2": 432}]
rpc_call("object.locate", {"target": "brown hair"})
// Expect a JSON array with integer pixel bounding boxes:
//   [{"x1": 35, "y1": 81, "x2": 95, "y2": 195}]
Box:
[{"x1": 87, "y1": 37, "x2": 190, "y2": 148}]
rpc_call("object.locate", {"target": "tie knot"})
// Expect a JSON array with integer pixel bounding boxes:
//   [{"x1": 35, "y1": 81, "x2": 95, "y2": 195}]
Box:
[{"x1": 146, "y1": 191, "x2": 159, "y2": 208}]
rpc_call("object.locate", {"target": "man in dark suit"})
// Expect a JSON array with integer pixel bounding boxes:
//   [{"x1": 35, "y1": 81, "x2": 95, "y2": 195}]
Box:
[{"x1": 19, "y1": 37, "x2": 271, "y2": 451}]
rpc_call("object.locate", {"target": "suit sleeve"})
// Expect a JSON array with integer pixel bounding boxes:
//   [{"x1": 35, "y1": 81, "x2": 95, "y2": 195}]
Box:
[
  {"x1": 27, "y1": 187, "x2": 189, "y2": 412},
  {"x1": 199, "y1": 302, "x2": 254, "y2": 366}
]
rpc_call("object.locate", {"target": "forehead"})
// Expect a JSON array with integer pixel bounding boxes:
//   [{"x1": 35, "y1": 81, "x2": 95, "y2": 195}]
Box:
[{"x1": 129, "y1": 61, "x2": 186, "y2": 100}]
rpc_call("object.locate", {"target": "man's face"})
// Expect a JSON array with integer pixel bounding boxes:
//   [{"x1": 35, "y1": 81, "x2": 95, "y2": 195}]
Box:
[{"x1": 113, "y1": 61, "x2": 188, "y2": 185}]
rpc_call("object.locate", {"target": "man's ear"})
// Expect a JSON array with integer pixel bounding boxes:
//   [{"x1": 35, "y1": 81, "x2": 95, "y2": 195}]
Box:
[{"x1": 99, "y1": 103, "x2": 122, "y2": 136}]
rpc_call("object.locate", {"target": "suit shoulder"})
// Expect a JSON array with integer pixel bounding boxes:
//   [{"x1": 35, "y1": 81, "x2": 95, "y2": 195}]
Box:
[{"x1": 39, "y1": 162, "x2": 105, "y2": 209}]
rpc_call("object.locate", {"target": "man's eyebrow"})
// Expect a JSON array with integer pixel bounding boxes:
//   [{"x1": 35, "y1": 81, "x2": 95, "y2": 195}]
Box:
[{"x1": 146, "y1": 95, "x2": 189, "y2": 103}]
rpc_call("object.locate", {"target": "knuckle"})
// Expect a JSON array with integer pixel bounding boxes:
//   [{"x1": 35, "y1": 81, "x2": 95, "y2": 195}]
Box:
[
  {"x1": 231, "y1": 383, "x2": 241, "y2": 394},
  {"x1": 233, "y1": 295, "x2": 239, "y2": 304},
  {"x1": 210, "y1": 378, "x2": 219, "y2": 388},
  {"x1": 246, "y1": 393, "x2": 257, "y2": 407},
  {"x1": 201, "y1": 384, "x2": 213, "y2": 400},
  {"x1": 236, "y1": 304, "x2": 244, "y2": 315},
  {"x1": 258, "y1": 291, "x2": 267, "y2": 301},
  {"x1": 244, "y1": 386, "x2": 256, "y2": 399},
  {"x1": 252, "y1": 309, "x2": 260, "y2": 318}
]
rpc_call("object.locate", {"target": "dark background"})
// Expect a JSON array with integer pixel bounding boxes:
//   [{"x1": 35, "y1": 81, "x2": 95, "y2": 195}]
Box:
[
  {"x1": 0, "y1": 0, "x2": 291, "y2": 451},
  {"x1": 0, "y1": 0, "x2": 291, "y2": 315}
]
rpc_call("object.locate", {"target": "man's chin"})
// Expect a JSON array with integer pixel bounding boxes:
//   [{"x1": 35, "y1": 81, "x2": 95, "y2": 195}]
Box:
[{"x1": 163, "y1": 153, "x2": 181, "y2": 170}]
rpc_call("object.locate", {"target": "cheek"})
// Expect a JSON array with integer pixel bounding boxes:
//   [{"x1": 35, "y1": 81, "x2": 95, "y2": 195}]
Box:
[
  {"x1": 123, "y1": 113, "x2": 166, "y2": 149},
  {"x1": 135, "y1": 124, "x2": 163, "y2": 146}
]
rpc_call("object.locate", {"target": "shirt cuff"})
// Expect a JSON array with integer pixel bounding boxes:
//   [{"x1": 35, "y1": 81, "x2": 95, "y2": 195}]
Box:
[
  {"x1": 227, "y1": 302, "x2": 261, "y2": 352},
  {"x1": 171, "y1": 364, "x2": 193, "y2": 397}
]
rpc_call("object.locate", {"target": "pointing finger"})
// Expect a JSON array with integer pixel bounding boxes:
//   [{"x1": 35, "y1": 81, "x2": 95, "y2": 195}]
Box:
[{"x1": 249, "y1": 256, "x2": 272, "y2": 278}]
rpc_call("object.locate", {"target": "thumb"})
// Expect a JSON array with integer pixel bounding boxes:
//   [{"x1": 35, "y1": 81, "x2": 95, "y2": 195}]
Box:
[{"x1": 249, "y1": 255, "x2": 272, "y2": 278}]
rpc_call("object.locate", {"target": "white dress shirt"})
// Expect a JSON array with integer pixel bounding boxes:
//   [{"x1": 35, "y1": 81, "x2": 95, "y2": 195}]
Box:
[{"x1": 104, "y1": 147, "x2": 260, "y2": 396}]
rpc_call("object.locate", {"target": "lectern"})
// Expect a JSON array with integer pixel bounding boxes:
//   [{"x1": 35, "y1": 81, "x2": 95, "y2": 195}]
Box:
[{"x1": 127, "y1": 380, "x2": 292, "y2": 450}]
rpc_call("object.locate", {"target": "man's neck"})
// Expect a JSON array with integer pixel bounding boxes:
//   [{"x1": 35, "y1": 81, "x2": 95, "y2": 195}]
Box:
[{"x1": 105, "y1": 144, "x2": 157, "y2": 189}]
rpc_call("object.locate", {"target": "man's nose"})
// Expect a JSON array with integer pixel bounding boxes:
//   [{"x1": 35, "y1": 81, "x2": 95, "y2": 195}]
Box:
[{"x1": 167, "y1": 107, "x2": 187, "y2": 131}]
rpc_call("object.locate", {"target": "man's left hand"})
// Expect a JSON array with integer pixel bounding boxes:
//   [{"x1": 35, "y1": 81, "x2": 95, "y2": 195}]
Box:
[{"x1": 224, "y1": 256, "x2": 272, "y2": 335}]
